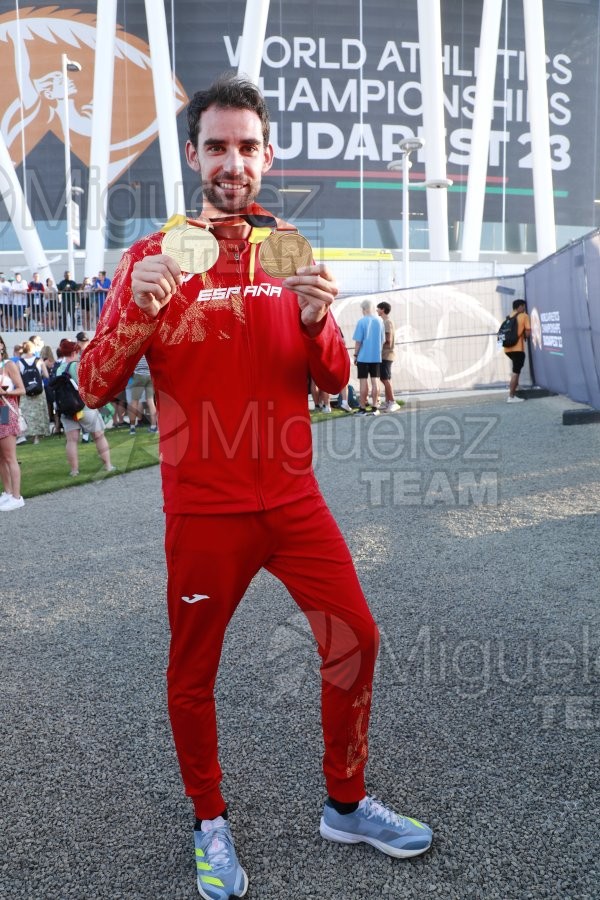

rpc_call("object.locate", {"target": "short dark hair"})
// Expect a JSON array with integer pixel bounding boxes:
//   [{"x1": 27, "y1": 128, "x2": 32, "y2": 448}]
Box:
[
  {"x1": 187, "y1": 72, "x2": 270, "y2": 147},
  {"x1": 377, "y1": 301, "x2": 392, "y2": 315},
  {"x1": 513, "y1": 298, "x2": 526, "y2": 310}
]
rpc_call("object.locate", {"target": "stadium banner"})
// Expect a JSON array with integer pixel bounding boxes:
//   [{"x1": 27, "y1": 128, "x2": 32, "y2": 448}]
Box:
[
  {"x1": 526, "y1": 230, "x2": 600, "y2": 409},
  {"x1": 0, "y1": 0, "x2": 598, "y2": 243}
]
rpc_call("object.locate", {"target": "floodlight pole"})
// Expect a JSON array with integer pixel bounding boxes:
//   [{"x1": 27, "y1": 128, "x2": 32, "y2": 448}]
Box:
[{"x1": 61, "y1": 53, "x2": 80, "y2": 276}]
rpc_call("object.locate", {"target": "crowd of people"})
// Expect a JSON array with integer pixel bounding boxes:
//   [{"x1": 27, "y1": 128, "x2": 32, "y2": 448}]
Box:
[
  {"x1": 0, "y1": 269, "x2": 112, "y2": 332},
  {"x1": 0, "y1": 290, "x2": 400, "y2": 513},
  {"x1": 0, "y1": 329, "x2": 157, "y2": 511}
]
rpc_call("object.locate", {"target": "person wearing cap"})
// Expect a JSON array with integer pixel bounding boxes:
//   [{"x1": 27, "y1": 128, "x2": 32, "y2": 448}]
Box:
[
  {"x1": 54, "y1": 338, "x2": 115, "y2": 477},
  {"x1": 75, "y1": 331, "x2": 90, "y2": 353}
]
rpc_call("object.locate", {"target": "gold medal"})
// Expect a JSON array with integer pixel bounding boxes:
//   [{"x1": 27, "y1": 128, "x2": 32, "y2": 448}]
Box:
[
  {"x1": 161, "y1": 225, "x2": 219, "y2": 274},
  {"x1": 258, "y1": 232, "x2": 313, "y2": 279}
]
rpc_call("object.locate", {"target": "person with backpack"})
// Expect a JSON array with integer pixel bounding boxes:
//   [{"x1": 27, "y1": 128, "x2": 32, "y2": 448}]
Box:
[
  {"x1": 500, "y1": 299, "x2": 531, "y2": 403},
  {"x1": 17, "y1": 340, "x2": 49, "y2": 444},
  {"x1": 52, "y1": 339, "x2": 115, "y2": 477}
]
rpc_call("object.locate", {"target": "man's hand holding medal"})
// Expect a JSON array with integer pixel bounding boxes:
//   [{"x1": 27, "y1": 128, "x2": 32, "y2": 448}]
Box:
[{"x1": 132, "y1": 223, "x2": 338, "y2": 324}]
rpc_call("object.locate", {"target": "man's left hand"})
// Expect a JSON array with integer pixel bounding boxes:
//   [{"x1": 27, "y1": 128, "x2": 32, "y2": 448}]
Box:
[{"x1": 283, "y1": 264, "x2": 339, "y2": 326}]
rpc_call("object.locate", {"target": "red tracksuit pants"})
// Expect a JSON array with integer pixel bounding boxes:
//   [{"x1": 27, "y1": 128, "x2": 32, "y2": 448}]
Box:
[{"x1": 165, "y1": 492, "x2": 380, "y2": 820}]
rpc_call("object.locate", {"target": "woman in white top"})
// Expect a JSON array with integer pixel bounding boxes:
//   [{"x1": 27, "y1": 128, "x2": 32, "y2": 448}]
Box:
[
  {"x1": 0, "y1": 333, "x2": 26, "y2": 510},
  {"x1": 10, "y1": 273, "x2": 28, "y2": 330}
]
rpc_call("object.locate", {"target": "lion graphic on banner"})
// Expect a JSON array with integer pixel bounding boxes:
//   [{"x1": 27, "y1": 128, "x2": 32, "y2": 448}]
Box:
[{"x1": 0, "y1": 6, "x2": 188, "y2": 184}]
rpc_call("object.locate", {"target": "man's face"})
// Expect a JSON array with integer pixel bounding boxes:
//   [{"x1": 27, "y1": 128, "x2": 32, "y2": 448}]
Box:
[
  {"x1": 185, "y1": 105, "x2": 273, "y2": 214},
  {"x1": 33, "y1": 273, "x2": 39, "y2": 281}
]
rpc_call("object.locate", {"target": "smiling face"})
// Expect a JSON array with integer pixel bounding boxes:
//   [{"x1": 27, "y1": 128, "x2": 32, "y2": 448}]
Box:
[{"x1": 185, "y1": 105, "x2": 274, "y2": 215}]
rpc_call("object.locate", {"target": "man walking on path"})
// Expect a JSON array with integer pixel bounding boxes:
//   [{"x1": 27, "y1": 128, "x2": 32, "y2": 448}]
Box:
[
  {"x1": 78, "y1": 74, "x2": 432, "y2": 899},
  {"x1": 504, "y1": 298, "x2": 531, "y2": 403}
]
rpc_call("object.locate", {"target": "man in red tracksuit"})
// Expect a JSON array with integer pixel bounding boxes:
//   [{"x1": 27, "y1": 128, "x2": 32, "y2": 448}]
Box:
[{"x1": 78, "y1": 74, "x2": 431, "y2": 900}]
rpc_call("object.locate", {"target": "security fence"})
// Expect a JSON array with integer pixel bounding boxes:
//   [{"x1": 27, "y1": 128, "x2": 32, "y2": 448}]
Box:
[
  {"x1": 2, "y1": 274, "x2": 528, "y2": 397},
  {"x1": 0, "y1": 289, "x2": 106, "y2": 333},
  {"x1": 334, "y1": 273, "x2": 527, "y2": 394}
]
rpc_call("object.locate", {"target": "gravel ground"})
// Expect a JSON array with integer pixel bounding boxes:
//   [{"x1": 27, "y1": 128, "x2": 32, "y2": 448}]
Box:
[{"x1": 1, "y1": 394, "x2": 599, "y2": 900}]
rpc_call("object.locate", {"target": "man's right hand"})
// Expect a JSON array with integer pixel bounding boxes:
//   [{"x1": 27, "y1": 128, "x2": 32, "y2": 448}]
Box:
[{"x1": 131, "y1": 254, "x2": 183, "y2": 318}]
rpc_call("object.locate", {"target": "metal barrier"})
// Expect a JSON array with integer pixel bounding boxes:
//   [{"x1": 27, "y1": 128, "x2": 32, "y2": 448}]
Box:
[{"x1": 0, "y1": 289, "x2": 106, "y2": 333}]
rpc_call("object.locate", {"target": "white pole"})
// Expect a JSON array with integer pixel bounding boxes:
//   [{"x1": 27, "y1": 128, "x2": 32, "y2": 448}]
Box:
[
  {"x1": 62, "y1": 53, "x2": 75, "y2": 276},
  {"x1": 85, "y1": 0, "x2": 118, "y2": 277},
  {"x1": 416, "y1": 0, "x2": 450, "y2": 261},
  {"x1": 461, "y1": 0, "x2": 503, "y2": 261},
  {"x1": 523, "y1": 0, "x2": 556, "y2": 259},
  {"x1": 238, "y1": 0, "x2": 271, "y2": 84},
  {"x1": 0, "y1": 131, "x2": 55, "y2": 282},
  {"x1": 402, "y1": 153, "x2": 410, "y2": 289},
  {"x1": 143, "y1": 0, "x2": 185, "y2": 219}
]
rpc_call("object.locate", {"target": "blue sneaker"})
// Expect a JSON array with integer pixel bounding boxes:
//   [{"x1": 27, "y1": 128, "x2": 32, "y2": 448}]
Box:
[
  {"x1": 320, "y1": 796, "x2": 432, "y2": 858},
  {"x1": 194, "y1": 817, "x2": 248, "y2": 899}
]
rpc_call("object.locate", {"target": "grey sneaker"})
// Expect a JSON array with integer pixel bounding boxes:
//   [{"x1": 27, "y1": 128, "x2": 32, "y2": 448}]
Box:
[
  {"x1": 194, "y1": 817, "x2": 248, "y2": 899},
  {"x1": 320, "y1": 796, "x2": 432, "y2": 858}
]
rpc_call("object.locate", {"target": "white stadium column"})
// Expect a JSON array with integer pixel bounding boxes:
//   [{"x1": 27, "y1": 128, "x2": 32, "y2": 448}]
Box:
[
  {"x1": 417, "y1": 0, "x2": 451, "y2": 261},
  {"x1": 238, "y1": 0, "x2": 271, "y2": 85},
  {"x1": 461, "y1": 0, "x2": 503, "y2": 262},
  {"x1": 0, "y1": 130, "x2": 55, "y2": 283},
  {"x1": 523, "y1": 0, "x2": 557, "y2": 259},
  {"x1": 85, "y1": 0, "x2": 117, "y2": 276},
  {"x1": 144, "y1": 0, "x2": 185, "y2": 219}
]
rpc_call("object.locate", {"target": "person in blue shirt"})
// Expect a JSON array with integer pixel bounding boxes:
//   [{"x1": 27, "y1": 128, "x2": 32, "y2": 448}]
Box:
[
  {"x1": 352, "y1": 299, "x2": 385, "y2": 415},
  {"x1": 92, "y1": 270, "x2": 112, "y2": 319}
]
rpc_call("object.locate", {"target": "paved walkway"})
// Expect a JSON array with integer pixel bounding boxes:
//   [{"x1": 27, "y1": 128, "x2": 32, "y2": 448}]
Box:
[{"x1": 2, "y1": 393, "x2": 599, "y2": 899}]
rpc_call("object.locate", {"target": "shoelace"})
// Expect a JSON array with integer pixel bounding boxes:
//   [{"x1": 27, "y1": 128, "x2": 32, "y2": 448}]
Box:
[
  {"x1": 202, "y1": 826, "x2": 232, "y2": 868},
  {"x1": 363, "y1": 796, "x2": 406, "y2": 828}
]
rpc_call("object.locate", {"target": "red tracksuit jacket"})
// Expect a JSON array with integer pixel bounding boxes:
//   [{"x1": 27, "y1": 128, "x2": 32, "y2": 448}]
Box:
[{"x1": 77, "y1": 220, "x2": 350, "y2": 514}]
